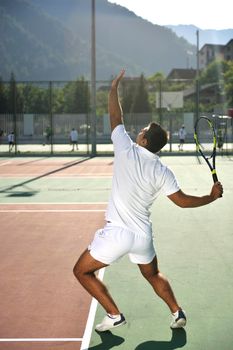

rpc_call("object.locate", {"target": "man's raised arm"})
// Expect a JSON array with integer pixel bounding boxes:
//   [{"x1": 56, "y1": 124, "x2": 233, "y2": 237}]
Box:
[{"x1": 108, "y1": 69, "x2": 125, "y2": 132}]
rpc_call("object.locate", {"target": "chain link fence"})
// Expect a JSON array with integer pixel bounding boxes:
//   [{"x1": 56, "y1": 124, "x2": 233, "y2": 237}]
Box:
[{"x1": 0, "y1": 79, "x2": 232, "y2": 156}]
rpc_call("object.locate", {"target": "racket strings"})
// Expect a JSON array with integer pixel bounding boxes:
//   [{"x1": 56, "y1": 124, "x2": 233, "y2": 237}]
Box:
[{"x1": 195, "y1": 117, "x2": 216, "y2": 158}]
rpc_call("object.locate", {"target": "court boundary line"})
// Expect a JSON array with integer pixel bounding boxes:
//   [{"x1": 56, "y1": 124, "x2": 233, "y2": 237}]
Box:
[
  {"x1": 0, "y1": 209, "x2": 106, "y2": 212},
  {"x1": 81, "y1": 268, "x2": 105, "y2": 350},
  {"x1": 0, "y1": 338, "x2": 83, "y2": 342},
  {"x1": 0, "y1": 202, "x2": 108, "y2": 205}
]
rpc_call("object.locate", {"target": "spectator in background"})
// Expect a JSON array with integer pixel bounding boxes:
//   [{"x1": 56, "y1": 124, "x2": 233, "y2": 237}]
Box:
[
  {"x1": 43, "y1": 126, "x2": 52, "y2": 146},
  {"x1": 0, "y1": 129, "x2": 4, "y2": 144},
  {"x1": 70, "y1": 128, "x2": 79, "y2": 151},
  {"x1": 178, "y1": 125, "x2": 186, "y2": 151},
  {"x1": 217, "y1": 129, "x2": 223, "y2": 151},
  {"x1": 8, "y1": 131, "x2": 14, "y2": 152},
  {"x1": 46, "y1": 126, "x2": 51, "y2": 144}
]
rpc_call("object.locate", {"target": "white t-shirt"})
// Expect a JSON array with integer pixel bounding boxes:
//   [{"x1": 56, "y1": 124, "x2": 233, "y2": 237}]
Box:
[
  {"x1": 70, "y1": 130, "x2": 78, "y2": 141},
  {"x1": 105, "y1": 124, "x2": 180, "y2": 237},
  {"x1": 178, "y1": 127, "x2": 186, "y2": 140},
  {"x1": 8, "y1": 133, "x2": 14, "y2": 143}
]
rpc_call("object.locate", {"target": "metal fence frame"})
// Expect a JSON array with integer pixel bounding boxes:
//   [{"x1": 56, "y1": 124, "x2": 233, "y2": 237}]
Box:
[{"x1": 0, "y1": 79, "x2": 232, "y2": 156}]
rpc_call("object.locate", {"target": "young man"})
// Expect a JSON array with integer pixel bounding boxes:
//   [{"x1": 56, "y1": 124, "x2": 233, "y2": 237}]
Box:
[
  {"x1": 73, "y1": 70, "x2": 223, "y2": 332},
  {"x1": 178, "y1": 125, "x2": 186, "y2": 151},
  {"x1": 70, "y1": 128, "x2": 79, "y2": 151},
  {"x1": 8, "y1": 131, "x2": 14, "y2": 152}
]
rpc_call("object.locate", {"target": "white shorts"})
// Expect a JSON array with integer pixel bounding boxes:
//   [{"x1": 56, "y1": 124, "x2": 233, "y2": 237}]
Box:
[{"x1": 88, "y1": 223, "x2": 156, "y2": 265}]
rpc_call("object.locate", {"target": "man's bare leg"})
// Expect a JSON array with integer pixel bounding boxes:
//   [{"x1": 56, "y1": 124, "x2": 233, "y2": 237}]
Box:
[
  {"x1": 138, "y1": 256, "x2": 181, "y2": 313},
  {"x1": 73, "y1": 249, "x2": 120, "y2": 315}
]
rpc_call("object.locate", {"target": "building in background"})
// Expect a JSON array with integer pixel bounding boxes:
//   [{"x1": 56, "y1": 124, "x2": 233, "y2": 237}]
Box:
[{"x1": 199, "y1": 39, "x2": 233, "y2": 70}]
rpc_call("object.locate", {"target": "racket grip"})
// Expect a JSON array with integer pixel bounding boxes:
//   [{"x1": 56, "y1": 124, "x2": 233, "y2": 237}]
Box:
[{"x1": 212, "y1": 172, "x2": 218, "y2": 183}]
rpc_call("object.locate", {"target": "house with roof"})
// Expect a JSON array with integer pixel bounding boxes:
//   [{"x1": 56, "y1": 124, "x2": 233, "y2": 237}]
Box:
[
  {"x1": 224, "y1": 39, "x2": 233, "y2": 61},
  {"x1": 199, "y1": 44, "x2": 225, "y2": 70},
  {"x1": 166, "y1": 68, "x2": 197, "y2": 81}
]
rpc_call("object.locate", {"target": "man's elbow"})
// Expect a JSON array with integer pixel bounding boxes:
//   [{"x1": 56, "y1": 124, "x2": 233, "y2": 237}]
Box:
[
  {"x1": 168, "y1": 190, "x2": 189, "y2": 208},
  {"x1": 176, "y1": 194, "x2": 192, "y2": 208},
  {"x1": 176, "y1": 201, "x2": 190, "y2": 208}
]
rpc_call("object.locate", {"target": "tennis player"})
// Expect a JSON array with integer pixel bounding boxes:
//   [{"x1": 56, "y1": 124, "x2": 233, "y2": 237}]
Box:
[{"x1": 73, "y1": 70, "x2": 223, "y2": 332}]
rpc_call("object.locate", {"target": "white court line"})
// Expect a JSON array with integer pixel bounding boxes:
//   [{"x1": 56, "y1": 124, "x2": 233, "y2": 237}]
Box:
[
  {"x1": 0, "y1": 174, "x2": 112, "y2": 177},
  {"x1": 0, "y1": 338, "x2": 82, "y2": 342},
  {"x1": 81, "y1": 268, "x2": 105, "y2": 350},
  {"x1": 0, "y1": 202, "x2": 108, "y2": 205},
  {"x1": 0, "y1": 209, "x2": 106, "y2": 213}
]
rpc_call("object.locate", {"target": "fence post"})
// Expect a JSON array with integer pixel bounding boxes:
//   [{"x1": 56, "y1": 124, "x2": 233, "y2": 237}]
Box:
[
  {"x1": 13, "y1": 80, "x2": 17, "y2": 155},
  {"x1": 91, "y1": 0, "x2": 96, "y2": 157},
  {"x1": 49, "y1": 81, "x2": 53, "y2": 154},
  {"x1": 159, "y1": 80, "x2": 162, "y2": 126}
]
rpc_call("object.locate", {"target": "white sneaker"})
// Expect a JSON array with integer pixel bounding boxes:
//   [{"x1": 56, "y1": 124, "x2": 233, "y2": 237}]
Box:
[
  {"x1": 95, "y1": 313, "x2": 126, "y2": 332},
  {"x1": 170, "y1": 309, "x2": 186, "y2": 329}
]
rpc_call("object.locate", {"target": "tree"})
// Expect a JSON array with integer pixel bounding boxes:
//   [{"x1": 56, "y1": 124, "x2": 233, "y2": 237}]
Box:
[
  {"x1": 121, "y1": 80, "x2": 136, "y2": 114},
  {"x1": 63, "y1": 77, "x2": 90, "y2": 113},
  {"x1": 6, "y1": 72, "x2": 23, "y2": 113},
  {"x1": 0, "y1": 77, "x2": 7, "y2": 113},
  {"x1": 199, "y1": 60, "x2": 228, "y2": 85},
  {"x1": 131, "y1": 74, "x2": 151, "y2": 113},
  {"x1": 224, "y1": 61, "x2": 233, "y2": 107}
]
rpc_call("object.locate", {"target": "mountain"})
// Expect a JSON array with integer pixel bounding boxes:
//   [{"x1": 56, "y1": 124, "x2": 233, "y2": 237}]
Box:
[
  {"x1": 0, "y1": 0, "x2": 90, "y2": 80},
  {"x1": 166, "y1": 25, "x2": 233, "y2": 47},
  {"x1": 0, "y1": 0, "x2": 197, "y2": 81}
]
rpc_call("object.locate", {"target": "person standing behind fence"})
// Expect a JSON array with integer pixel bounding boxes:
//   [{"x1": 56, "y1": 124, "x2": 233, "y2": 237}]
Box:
[
  {"x1": 70, "y1": 128, "x2": 79, "y2": 151},
  {"x1": 0, "y1": 129, "x2": 4, "y2": 145},
  {"x1": 178, "y1": 125, "x2": 186, "y2": 151},
  {"x1": 8, "y1": 131, "x2": 14, "y2": 152}
]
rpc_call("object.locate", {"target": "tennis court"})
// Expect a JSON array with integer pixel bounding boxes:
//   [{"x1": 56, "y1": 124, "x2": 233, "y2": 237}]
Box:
[{"x1": 0, "y1": 155, "x2": 232, "y2": 350}]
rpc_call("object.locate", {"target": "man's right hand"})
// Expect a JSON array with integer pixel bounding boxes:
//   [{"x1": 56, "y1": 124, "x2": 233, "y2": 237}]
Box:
[{"x1": 210, "y1": 181, "x2": 223, "y2": 200}]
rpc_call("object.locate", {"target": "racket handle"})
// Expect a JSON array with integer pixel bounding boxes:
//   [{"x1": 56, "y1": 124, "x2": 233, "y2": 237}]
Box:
[
  {"x1": 212, "y1": 172, "x2": 218, "y2": 183},
  {"x1": 212, "y1": 172, "x2": 222, "y2": 197}
]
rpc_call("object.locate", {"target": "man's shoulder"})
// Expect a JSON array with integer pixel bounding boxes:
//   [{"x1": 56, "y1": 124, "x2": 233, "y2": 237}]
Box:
[
  {"x1": 111, "y1": 123, "x2": 125, "y2": 135},
  {"x1": 112, "y1": 124, "x2": 133, "y2": 153}
]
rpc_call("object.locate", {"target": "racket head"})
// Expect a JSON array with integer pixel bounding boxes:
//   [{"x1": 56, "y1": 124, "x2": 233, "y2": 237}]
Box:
[
  {"x1": 194, "y1": 116, "x2": 219, "y2": 183},
  {"x1": 194, "y1": 116, "x2": 217, "y2": 159}
]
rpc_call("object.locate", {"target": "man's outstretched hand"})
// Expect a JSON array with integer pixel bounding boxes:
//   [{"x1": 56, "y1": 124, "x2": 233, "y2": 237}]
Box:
[{"x1": 111, "y1": 69, "x2": 125, "y2": 89}]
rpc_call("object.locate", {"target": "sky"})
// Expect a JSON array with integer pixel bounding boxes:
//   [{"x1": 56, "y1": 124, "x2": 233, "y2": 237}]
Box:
[{"x1": 108, "y1": 0, "x2": 233, "y2": 30}]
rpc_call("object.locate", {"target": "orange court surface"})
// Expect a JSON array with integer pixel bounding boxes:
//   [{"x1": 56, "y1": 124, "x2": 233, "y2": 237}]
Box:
[{"x1": 0, "y1": 157, "x2": 112, "y2": 350}]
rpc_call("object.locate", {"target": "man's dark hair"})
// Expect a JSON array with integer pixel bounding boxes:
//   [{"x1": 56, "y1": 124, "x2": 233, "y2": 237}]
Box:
[{"x1": 144, "y1": 122, "x2": 168, "y2": 154}]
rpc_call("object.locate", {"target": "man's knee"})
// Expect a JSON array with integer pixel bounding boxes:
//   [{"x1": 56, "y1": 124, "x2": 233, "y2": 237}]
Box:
[
  {"x1": 138, "y1": 257, "x2": 160, "y2": 281},
  {"x1": 73, "y1": 249, "x2": 106, "y2": 281},
  {"x1": 73, "y1": 260, "x2": 83, "y2": 280},
  {"x1": 141, "y1": 268, "x2": 160, "y2": 282}
]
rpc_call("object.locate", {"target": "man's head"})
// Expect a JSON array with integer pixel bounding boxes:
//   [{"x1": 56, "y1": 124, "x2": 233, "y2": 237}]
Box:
[{"x1": 136, "y1": 122, "x2": 168, "y2": 154}]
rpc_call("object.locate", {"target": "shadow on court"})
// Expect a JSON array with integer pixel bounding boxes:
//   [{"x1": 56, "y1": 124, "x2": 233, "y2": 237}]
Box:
[
  {"x1": 88, "y1": 330, "x2": 125, "y2": 349},
  {"x1": 89, "y1": 329, "x2": 186, "y2": 350},
  {"x1": 0, "y1": 157, "x2": 90, "y2": 196},
  {"x1": 135, "y1": 329, "x2": 187, "y2": 349}
]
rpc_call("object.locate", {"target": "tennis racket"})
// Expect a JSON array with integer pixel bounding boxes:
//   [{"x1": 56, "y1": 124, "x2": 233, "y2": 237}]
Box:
[{"x1": 194, "y1": 116, "x2": 219, "y2": 183}]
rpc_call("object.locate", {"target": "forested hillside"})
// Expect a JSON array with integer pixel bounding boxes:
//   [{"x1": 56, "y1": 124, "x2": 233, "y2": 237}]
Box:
[{"x1": 0, "y1": 0, "x2": 196, "y2": 80}]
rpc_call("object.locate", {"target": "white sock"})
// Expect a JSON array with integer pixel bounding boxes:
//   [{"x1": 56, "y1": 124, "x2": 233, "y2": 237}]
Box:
[
  {"x1": 172, "y1": 310, "x2": 179, "y2": 317},
  {"x1": 107, "y1": 313, "x2": 120, "y2": 319}
]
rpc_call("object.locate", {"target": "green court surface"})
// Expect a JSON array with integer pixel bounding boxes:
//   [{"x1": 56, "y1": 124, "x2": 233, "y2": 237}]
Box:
[
  {"x1": 0, "y1": 156, "x2": 232, "y2": 350},
  {"x1": 0, "y1": 177, "x2": 112, "y2": 203},
  {"x1": 88, "y1": 156, "x2": 233, "y2": 350}
]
